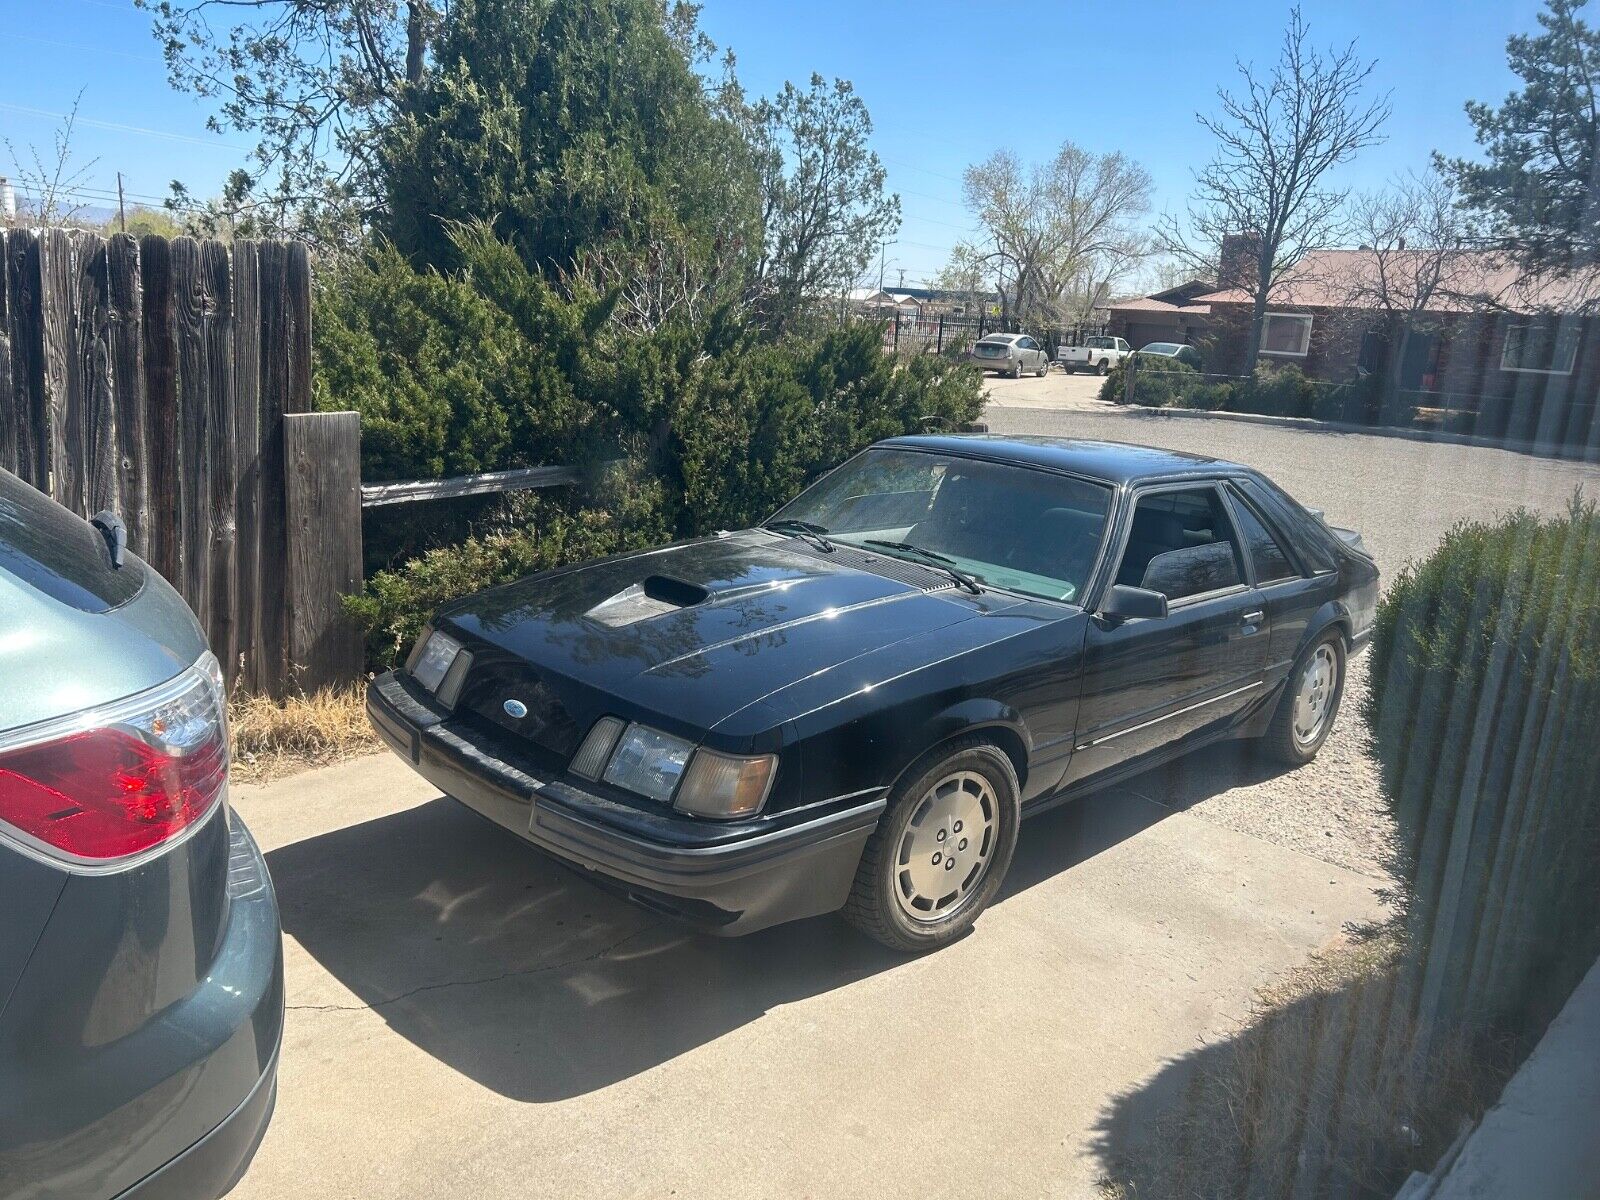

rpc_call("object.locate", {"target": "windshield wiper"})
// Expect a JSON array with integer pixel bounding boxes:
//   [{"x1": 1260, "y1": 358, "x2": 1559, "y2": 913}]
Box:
[
  {"x1": 861, "y1": 539, "x2": 982, "y2": 594},
  {"x1": 764, "y1": 518, "x2": 834, "y2": 552}
]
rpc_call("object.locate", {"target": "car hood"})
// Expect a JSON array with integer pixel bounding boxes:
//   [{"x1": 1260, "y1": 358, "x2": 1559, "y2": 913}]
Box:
[{"x1": 436, "y1": 530, "x2": 1026, "y2": 752}]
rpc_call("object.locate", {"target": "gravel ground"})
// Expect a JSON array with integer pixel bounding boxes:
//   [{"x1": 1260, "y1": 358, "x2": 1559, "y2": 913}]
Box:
[{"x1": 984, "y1": 395, "x2": 1600, "y2": 879}]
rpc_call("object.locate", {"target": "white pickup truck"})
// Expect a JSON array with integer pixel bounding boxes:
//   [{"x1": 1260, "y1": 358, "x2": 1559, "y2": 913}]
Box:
[{"x1": 1056, "y1": 335, "x2": 1131, "y2": 375}]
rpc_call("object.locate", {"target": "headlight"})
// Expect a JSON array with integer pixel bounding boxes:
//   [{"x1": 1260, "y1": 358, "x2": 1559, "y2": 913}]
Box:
[
  {"x1": 601, "y1": 724, "x2": 695, "y2": 803},
  {"x1": 408, "y1": 628, "x2": 463, "y2": 693},
  {"x1": 674, "y1": 749, "x2": 776, "y2": 820}
]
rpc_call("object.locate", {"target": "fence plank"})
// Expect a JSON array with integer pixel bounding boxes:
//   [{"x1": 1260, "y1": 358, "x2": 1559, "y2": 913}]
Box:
[
  {"x1": 201, "y1": 240, "x2": 238, "y2": 675},
  {"x1": 284, "y1": 412, "x2": 364, "y2": 691},
  {"x1": 231, "y1": 239, "x2": 262, "y2": 692},
  {"x1": 73, "y1": 230, "x2": 118, "y2": 516},
  {"x1": 172, "y1": 237, "x2": 212, "y2": 632},
  {"x1": 359, "y1": 463, "x2": 582, "y2": 507},
  {"x1": 107, "y1": 234, "x2": 149, "y2": 556},
  {"x1": 285, "y1": 242, "x2": 312, "y2": 414},
  {"x1": 3, "y1": 230, "x2": 45, "y2": 486},
  {"x1": 37, "y1": 228, "x2": 74, "y2": 505},
  {"x1": 255, "y1": 242, "x2": 292, "y2": 696},
  {"x1": 140, "y1": 234, "x2": 181, "y2": 585}
]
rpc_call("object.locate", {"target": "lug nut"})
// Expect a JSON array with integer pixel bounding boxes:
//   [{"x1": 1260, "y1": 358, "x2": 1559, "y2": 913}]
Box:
[
  {"x1": 953, "y1": 820, "x2": 963, "y2": 833},
  {"x1": 936, "y1": 829, "x2": 947, "y2": 842},
  {"x1": 959, "y1": 838, "x2": 968, "y2": 851},
  {"x1": 932, "y1": 852, "x2": 942, "y2": 865}
]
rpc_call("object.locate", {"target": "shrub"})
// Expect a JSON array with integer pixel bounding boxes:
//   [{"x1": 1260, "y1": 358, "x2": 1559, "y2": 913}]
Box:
[
  {"x1": 1366, "y1": 498, "x2": 1600, "y2": 1036},
  {"x1": 1098, "y1": 356, "x2": 1201, "y2": 407},
  {"x1": 346, "y1": 465, "x2": 675, "y2": 668},
  {"x1": 1227, "y1": 363, "x2": 1317, "y2": 418}
]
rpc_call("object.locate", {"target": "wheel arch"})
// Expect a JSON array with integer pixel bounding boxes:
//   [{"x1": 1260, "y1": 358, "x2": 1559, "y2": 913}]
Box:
[{"x1": 891, "y1": 699, "x2": 1031, "y2": 797}]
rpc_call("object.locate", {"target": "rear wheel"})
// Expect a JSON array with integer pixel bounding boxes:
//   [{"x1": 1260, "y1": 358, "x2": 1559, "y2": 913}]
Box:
[
  {"x1": 1009, "y1": 361, "x2": 1022, "y2": 379},
  {"x1": 1260, "y1": 633, "x2": 1345, "y2": 764},
  {"x1": 1096, "y1": 359, "x2": 1110, "y2": 376},
  {"x1": 842, "y1": 738, "x2": 1021, "y2": 953}
]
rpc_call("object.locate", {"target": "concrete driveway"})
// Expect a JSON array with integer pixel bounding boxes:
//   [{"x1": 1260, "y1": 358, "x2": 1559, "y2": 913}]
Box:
[
  {"x1": 233, "y1": 755, "x2": 1384, "y2": 1200},
  {"x1": 229, "y1": 405, "x2": 1596, "y2": 1199}
]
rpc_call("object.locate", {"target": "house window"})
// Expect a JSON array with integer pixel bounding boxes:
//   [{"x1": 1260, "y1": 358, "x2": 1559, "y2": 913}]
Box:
[
  {"x1": 1260, "y1": 313, "x2": 1313, "y2": 357},
  {"x1": 1500, "y1": 322, "x2": 1579, "y2": 375}
]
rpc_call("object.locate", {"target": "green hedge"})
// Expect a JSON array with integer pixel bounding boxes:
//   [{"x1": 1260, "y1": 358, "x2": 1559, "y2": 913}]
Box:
[
  {"x1": 323, "y1": 226, "x2": 986, "y2": 667},
  {"x1": 1366, "y1": 499, "x2": 1600, "y2": 1035}
]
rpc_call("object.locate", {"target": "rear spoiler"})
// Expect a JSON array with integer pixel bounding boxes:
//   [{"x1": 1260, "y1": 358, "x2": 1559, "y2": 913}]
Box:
[{"x1": 1306, "y1": 507, "x2": 1368, "y2": 555}]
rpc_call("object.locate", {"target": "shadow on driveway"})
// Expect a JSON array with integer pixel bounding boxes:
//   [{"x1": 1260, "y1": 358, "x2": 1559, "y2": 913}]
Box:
[{"x1": 267, "y1": 747, "x2": 1289, "y2": 1103}]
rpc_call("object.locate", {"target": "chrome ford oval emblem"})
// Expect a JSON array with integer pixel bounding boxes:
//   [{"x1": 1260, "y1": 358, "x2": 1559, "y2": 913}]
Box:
[{"x1": 502, "y1": 698, "x2": 529, "y2": 719}]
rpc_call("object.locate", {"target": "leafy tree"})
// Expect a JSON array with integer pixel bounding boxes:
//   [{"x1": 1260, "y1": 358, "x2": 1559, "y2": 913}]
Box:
[
  {"x1": 1161, "y1": 7, "x2": 1389, "y2": 368},
  {"x1": 138, "y1": 0, "x2": 438, "y2": 246},
  {"x1": 1444, "y1": 0, "x2": 1600, "y2": 280},
  {"x1": 749, "y1": 74, "x2": 900, "y2": 330},
  {"x1": 949, "y1": 142, "x2": 1151, "y2": 332},
  {"x1": 378, "y1": 0, "x2": 759, "y2": 283}
]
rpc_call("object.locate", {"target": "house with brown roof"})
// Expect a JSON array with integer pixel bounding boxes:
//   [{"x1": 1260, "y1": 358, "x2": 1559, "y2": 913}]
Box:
[{"x1": 1107, "y1": 236, "x2": 1600, "y2": 445}]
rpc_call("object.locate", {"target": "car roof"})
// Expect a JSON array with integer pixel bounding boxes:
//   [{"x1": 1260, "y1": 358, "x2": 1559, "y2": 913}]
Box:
[
  {"x1": 978, "y1": 333, "x2": 1021, "y2": 341},
  {"x1": 1140, "y1": 342, "x2": 1183, "y2": 351},
  {"x1": 874, "y1": 434, "x2": 1247, "y2": 485}
]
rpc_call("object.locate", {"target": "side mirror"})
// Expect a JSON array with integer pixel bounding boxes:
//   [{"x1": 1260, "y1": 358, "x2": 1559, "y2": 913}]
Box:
[{"x1": 1099, "y1": 583, "x2": 1169, "y2": 623}]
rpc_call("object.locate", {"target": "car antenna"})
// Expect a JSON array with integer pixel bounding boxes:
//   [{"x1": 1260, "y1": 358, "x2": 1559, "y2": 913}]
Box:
[{"x1": 89, "y1": 510, "x2": 127, "y2": 569}]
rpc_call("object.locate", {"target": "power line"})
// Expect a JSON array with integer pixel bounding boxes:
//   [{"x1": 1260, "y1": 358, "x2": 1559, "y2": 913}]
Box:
[
  {"x1": 0, "y1": 103, "x2": 244, "y2": 151},
  {"x1": 0, "y1": 32, "x2": 163, "y2": 63}
]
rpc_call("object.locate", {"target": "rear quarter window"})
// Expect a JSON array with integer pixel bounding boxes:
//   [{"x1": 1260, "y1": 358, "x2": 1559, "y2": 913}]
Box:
[
  {"x1": 0, "y1": 472, "x2": 145, "y2": 612},
  {"x1": 1236, "y1": 476, "x2": 1339, "y2": 574}
]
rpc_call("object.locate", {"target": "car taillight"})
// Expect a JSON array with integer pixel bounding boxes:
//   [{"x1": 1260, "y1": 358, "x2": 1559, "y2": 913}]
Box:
[{"x1": 0, "y1": 655, "x2": 228, "y2": 866}]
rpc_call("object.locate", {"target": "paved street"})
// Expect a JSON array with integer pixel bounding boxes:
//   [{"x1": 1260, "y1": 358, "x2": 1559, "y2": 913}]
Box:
[{"x1": 229, "y1": 396, "x2": 1597, "y2": 1200}]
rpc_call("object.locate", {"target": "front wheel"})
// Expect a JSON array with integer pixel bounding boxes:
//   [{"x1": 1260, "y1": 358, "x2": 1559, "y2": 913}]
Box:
[
  {"x1": 842, "y1": 738, "x2": 1021, "y2": 953},
  {"x1": 1036, "y1": 359, "x2": 1049, "y2": 377},
  {"x1": 1260, "y1": 633, "x2": 1346, "y2": 765}
]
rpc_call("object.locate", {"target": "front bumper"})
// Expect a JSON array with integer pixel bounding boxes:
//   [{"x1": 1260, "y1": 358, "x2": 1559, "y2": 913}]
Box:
[{"x1": 367, "y1": 672, "x2": 885, "y2": 935}]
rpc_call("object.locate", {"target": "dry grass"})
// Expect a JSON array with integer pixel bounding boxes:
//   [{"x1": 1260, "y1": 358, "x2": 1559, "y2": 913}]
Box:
[
  {"x1": 1096, "y1": 926, "x2": 1516, "y2": 1200},
  {"x1": 228, "y1": 684, "x2": 380, "y2": 784}
]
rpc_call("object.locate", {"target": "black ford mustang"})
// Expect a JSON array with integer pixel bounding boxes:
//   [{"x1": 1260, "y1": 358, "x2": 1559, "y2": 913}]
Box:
[{"x1": 368, "y1": 436, "x2": 1379, "y2": 952}]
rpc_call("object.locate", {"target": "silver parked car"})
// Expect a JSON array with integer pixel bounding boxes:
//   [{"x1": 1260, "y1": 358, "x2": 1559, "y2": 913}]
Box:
[{"x1": 970, "y1": 333, "x2": 1050, "y2": 378}]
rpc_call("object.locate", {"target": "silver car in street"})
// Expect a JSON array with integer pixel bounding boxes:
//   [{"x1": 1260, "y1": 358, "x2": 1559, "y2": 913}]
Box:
[{"x1": 970, "y1": 333, "x2": 1050, "y2": 378}]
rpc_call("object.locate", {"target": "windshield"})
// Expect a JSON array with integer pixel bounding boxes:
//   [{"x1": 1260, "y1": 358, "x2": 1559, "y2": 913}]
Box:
[{"x1": 769, "y1": 448, "x2": 1111, "y2": 603}]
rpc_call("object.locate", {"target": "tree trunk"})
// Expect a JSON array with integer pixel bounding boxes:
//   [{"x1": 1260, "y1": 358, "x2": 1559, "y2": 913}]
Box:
[
  {"x1": 1384, "y1": 320, "x2": 1412, "y2": 419},
  {"x1": 406, "y1": 1, "x2": 428, "y2": 84},
  {"x1": 1244, "y1": 292, "x2": 1268, "y2": 373}
]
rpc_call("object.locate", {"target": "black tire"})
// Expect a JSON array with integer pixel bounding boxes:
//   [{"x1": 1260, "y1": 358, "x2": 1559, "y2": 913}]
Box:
[
  {"x1": 1260, "y1": 631, "x2": 1346, "y2": 765},
  {"x1": 842, "y1": 737, "x2": 1021, "y2": 953},
  {"x1": 1009, "y1": 362, "x2": 1022, "y2": 379},
  {"x1": 1036, "y1": 359, "x2": 1049, "y2": 377},
  {"x1": 1096, "y1": 359, "x2": 1110, "y2": 376}
]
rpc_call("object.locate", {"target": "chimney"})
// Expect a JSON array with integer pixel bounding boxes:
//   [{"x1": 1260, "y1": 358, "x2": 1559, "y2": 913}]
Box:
[
  {"x1": 0, "y1": 176, "x2": 15, "y2": 222},
  {"x1": 1218, "y1": 232, "x2": 1262, "y2": 292}
]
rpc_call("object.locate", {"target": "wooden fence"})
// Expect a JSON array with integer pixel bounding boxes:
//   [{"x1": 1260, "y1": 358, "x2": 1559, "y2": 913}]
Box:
[{"x1": 0, "y1": 227, "x2": 358, "y2": 695}]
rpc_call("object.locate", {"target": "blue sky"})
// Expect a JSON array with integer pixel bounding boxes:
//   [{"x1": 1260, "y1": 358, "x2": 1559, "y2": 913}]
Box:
[{"x1": 0, "y1": 0, "x2": 1552, "y2": 285}]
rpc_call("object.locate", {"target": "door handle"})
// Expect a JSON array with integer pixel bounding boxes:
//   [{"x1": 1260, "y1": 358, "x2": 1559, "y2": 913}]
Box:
[{"x1": 1242, "y1": 610, "x2": 1265, "y2": 625}]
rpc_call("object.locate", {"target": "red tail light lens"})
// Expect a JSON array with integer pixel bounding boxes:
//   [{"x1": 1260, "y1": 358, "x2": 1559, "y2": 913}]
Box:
[{"x1": 0, "y1": 656, "x2": 228, "y2": 865}]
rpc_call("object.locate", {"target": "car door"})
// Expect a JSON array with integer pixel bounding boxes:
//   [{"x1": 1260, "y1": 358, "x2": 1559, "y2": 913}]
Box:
[
  {"x1": 1063, "y1": 482, "x2": 1269, "y2": 785},
  {"x1": 1222, "y1": 480, "x2": 1329, "y2": 696},
  {"x1": 1017, "y1": 336, "x2": 1040, "y2": 369}
]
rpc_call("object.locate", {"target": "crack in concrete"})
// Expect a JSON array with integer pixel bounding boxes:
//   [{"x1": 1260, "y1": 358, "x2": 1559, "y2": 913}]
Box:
[{"x1": 285, "y1": 921, "x2": 662, "y2": 1014}]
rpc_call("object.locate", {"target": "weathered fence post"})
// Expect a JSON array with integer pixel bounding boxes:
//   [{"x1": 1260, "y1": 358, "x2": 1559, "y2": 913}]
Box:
[
  {"x1": 1123, "y1": 352, "x2": 1137, "y2": 405},
  {"x1": 892, "y1": 310, "x2": 900, "y2": 354},
  {"x1": 283, "y1": 411, "x2": 365, "y2": 692}
]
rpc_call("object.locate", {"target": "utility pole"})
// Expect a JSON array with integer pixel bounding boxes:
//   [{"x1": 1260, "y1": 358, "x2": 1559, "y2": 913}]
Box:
[
  {"x1": 116, "y1": 173, "x2": 127, "y2": 233},
  {"x1": 878, "y1": 242, "x2": 886, "y2": 291},
  {"x1": 897, "y1": 268, "x2": 905, "y2": 289}
]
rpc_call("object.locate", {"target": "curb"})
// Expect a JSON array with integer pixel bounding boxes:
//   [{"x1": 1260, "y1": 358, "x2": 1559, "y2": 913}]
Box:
[{"x1": 1000, "y1": 400, "x2": 1600, "y2": 463}]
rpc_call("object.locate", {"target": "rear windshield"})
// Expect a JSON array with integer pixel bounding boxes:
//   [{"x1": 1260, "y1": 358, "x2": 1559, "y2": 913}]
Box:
[
  {"x1": 1085, "y1": 337, "x2": 1114, "y2": 348},
  {"x1": 0, "y1": 471, "x2": 145, "y2": 612},
  {"x1": 1142, "y1": 343, "x2": 1181, "y2": 353}
]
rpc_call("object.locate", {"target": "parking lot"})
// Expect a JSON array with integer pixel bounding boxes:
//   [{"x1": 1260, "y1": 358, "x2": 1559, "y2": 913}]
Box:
[{"x1": 230, "y1": 393, "x2": 1598, "y2": 1199}]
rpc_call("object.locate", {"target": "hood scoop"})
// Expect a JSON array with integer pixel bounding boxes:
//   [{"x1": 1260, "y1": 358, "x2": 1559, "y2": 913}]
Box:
[{"x1": 587, "y1": 574, "x2": 709, "y2": 627}]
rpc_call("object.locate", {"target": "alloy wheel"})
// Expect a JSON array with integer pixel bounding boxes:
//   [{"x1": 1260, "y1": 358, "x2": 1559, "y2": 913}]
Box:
[
  {"x1": 1293, "y1": 643, "x2": 1339, "y2": 747},
  {"x1": 893, "y1": 770, "x2": 998, "y2": 922}
]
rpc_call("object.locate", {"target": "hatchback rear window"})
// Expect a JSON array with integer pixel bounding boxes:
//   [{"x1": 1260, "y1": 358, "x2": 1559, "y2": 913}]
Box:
[{"x1": 0, "y1": 472, "x2": 145, "y2": 612}]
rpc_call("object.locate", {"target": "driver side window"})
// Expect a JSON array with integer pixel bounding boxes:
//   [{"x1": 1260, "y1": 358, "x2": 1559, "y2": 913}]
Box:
[{"x1": 1115, "y1": 487, "x2": 1247, "y2": 602}]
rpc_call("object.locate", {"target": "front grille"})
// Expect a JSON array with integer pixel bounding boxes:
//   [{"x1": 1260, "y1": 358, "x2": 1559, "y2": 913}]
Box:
[{"x1": 785, "y1": 541, "x2": 956, "y2": 592}]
